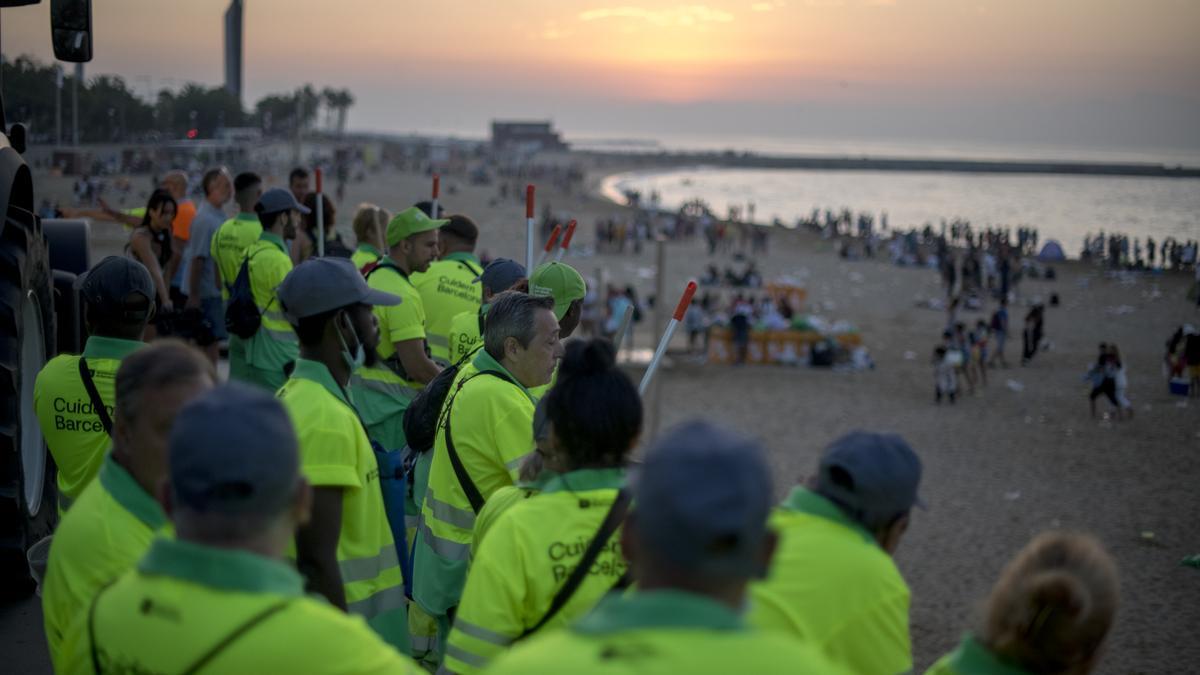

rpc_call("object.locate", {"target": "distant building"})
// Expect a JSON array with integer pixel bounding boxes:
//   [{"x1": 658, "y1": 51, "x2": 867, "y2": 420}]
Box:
[
  {"x1": 224, "y1": 0, "x2": 244, "y2": 102},
  {"x1": 491, "y1": 121, "x2": 568, "y2": 154}
]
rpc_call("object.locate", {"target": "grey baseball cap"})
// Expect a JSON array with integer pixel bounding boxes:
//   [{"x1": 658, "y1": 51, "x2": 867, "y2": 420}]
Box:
[
  {"x1": 815, "y1": 431, "x2": 924, "y2": 530},
  {"x1": 75, "y1": 256, "x2": 155, "y2": 314},
  {"x1": 169, "y1": 383, "x2": 300, "y2": 515},
  {"x1": 634, "y1": 420, "x2": 773, "y2": 580},
  {"x1": 257, "y1": 187, "x2": 311, "y2": 215},
  {"x1": 277, "y1": 257, "x2": 401, "y2": 321},
  {"x1": 477, "y1": 258, "x2": 527, "y2": 293}
]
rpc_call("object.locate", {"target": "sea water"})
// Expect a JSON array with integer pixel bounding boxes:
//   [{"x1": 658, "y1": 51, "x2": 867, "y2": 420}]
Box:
[{"x1": 601, "y1": 167, "x2": 1200, "y2": 258}]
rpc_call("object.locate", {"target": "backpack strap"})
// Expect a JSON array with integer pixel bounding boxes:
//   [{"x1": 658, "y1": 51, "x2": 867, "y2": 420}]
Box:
[
  {"x1": 441, "y1": 369, "x2": 520, "y2": 514},
  {"x1": 178, "y1": 599, "x2": 291, "y2": 675},
  {"x1": 77, "y1": 357, "x2": 114, "y2": 437},
  {"x1": 519, "y1": 488, "x2": 632, "y2": 638},
  {"x1": 455, "y1": 258, "x2": 483, "y2": 278}
]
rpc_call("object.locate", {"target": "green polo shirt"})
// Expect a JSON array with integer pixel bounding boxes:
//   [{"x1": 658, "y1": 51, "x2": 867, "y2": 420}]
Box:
[
  {"x1": 411, "y1": 252, "x2": 483, "y2": 364},
  {"x1": 210, "y1": 211, "x2": 262, "y2": 298},
  {"x1": 925, "y1": 635, "x2": 1034, "y2": 675},
  {"x1": 488, "y1": 590, "x2": 847, "y2": 674},
  {"x1": 748, "y1": 487, "x2": 912, "y2": 675},
  {"x1": 446, "y1": 468, "x2": 626, "y2": 674},
  {"x1": 277, "y1": 359, "x2": 409, "y2": 653},
  {"x1": 59, "y1": 537, "x2": 422, "y2": 674},
  {"x1": 34, "y1": 335, "x2": 143, "y2": 509},
  {"x1": 41, "y1": 454, "x2": 168, "y2": 671}
]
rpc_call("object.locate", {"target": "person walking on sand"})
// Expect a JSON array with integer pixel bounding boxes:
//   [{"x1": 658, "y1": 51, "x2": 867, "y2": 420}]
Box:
[
  {"x1": 987, "y1": 300, "x2": 1010, "y2": 369},
  {"x1": 1021, "y1": 304, "x2": 1045, "y2": 366},
  {"x1": 934, "y1": 345, "x2": 958, "y2": 404}
]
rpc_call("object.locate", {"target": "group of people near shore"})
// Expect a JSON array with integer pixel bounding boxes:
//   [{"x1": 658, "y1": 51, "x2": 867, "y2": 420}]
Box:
[
  {"x1": 1081, "y1": 232, "x2": 1198, "y2": 271},
  {"x1": 24, "y1": 162, "x2": 1130, "y2": 675}
]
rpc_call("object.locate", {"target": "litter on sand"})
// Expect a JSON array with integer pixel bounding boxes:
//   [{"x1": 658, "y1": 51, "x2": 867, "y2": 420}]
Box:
[{"x1": 1006, "y1": 379, "x2": 1025, "y2": 392}]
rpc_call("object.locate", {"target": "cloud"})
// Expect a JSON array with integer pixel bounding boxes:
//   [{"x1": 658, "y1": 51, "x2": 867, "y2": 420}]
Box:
[
  {"x1": 579, "y1": 5, "x2": 735, "y2": 27},
  {"x1": 752, "y1": 1, "x2": 785, "y2": 11}
]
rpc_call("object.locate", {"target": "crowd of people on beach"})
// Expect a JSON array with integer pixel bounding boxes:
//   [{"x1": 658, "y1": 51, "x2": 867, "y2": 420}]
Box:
[
  {"x1": 23, "y1": 160, "x2": 1134, "y2": 675},
  {"x1": 1081, "y1": 232, "x2": 1198, "y2": 271}
]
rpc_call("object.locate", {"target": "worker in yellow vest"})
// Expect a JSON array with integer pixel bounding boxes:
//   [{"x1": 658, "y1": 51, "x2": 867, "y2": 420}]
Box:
[
  {"x1": 444, "y1": 338, "x2": 641, "y2": 673},
  {"x1": 446, "y1": 258, "x2": 527, "y2": 364},
  {"x1": 349, "y1": 207, "x2": 444, "y2": 452},
  {"x1": 58, "y1": 383, "x2": 423, "y2": 674},
  {"x1": 211, "y1": 172, "x2": 263, "y2": 377},
  {"x1": 42, "y1": 342, "x2": 215, "y2": 671},
  {"x1": 411, "y1": 291, "x2": 562, "y2": 660},
  {"x1": 275, "y1": 257, "x2": 411, "y2": 653},
  {"x1": 351, "y1": 203, "x2": 388, "y2": 273},
  {"x1": 489, "y1": 420, "x2": 846, "y2": 674},
  {"x1": 411, "y1": 215, "x2": 482, "y2": 366},
  {"x1": 229, "y1": 188, "x2": 308, "y2": 390},
  {"x1": 33, "y1": 257, "x2": 153, "y2": 511},
  {"x1": 748, "y1": 431, "x2": 924, "y2": 675}
]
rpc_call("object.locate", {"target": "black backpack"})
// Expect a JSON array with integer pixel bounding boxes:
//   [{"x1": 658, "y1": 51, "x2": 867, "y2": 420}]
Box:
[
  {"x1": 224, "y1": 248, "x2": 269, "y2": 339},
  {"x1": 401, "y1": 347, "x2": 480, "y2": 454}
]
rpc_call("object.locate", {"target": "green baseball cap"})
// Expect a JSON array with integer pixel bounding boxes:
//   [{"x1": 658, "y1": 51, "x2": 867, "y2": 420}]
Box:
[
  {"x1": 530, "y1": 261, "x2": 586, "y2": 320},
  {"x1": 386, "y1": 206, "x2": 447, "y2": 247}
]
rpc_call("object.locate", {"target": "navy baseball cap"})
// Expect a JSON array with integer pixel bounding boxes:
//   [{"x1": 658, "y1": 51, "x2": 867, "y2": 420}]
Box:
[
  {"x1": 257, "y1": 187, "x2": 310, "y2": 215},
  {"x1": 76, "y1": 256, "x2": 155, "y2": 315},
  {"x1": 169, "y1": 383, "x2": 300, "y2": 515},
  {"x1": 815, "y1": 431, "x2": 924, "y2": 530},
  {"x1": 277, "y1": 257, "x2": 400, "y2": 321},
  {"x1": 634, "y1": 420, "x2": 773, "y2": 580},
  {"x1": 478, "y1": 258, "x2": 526, "y2": 293}
]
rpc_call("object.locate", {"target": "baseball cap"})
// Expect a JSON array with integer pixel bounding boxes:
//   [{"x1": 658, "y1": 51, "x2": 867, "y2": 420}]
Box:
[
  {"x1": 815, "y1": 431, "x2": 924, "y2": 531},
  {"x1": 277, "y1": 257, "x2": 400, "y2": 321},
  {"x1": 257, "y1": 187, "x2": 311, "y2": 215},
  {"x1": 478, "y1": 258, "x2": 526, "y2": 294},
  {"x1": 169, "y1": 383, "x2": 300, "y2": 515},
  {"x1": 530, "y1": 262, "x2": 587, "y2": 320},
  {"x1": 386, "y1": 206, "x2": 447, "y2": 247},
  {"x1": 634, "y1": 420, "x2": 773, "y2": 579},
  {"x1": 76, "y1": 256, "x2": 155, "y2": 315}
]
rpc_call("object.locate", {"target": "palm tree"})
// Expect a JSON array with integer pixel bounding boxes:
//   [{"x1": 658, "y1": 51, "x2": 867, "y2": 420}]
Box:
[{"x1": 330, "y1": 89, "x2": 355, "y2": 136}]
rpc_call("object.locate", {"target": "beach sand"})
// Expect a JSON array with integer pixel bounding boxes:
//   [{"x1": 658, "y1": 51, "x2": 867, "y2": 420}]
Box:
[{"x1": 47, "y1": 163, "x2": 1200, "y2": 673}]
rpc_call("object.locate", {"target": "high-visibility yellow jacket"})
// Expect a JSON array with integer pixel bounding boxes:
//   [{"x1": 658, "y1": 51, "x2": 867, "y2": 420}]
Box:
[
  {"x1": 925, "y1": 634, "x2": 1034, "y2": 675},
  {"x1": 444, "y1": 468, "x2": 627, "y2": 674},
  {"x1": 278, "y1": 358, "x2": 410, "y2": 653},
  {"x1": 228, "y1": 232, "x2": 296, "y2": 391},
  {"x1": 748, "y1": 487, "x2": 912, "y2": 675},
  {"x1": 411, "y1": 253, "x2": 482, "y2": 365},
  {"x1": 410, "y1": 349, "x2": 536, "y2": 620},
  {"x1": 352, "y1": 243, "x2": 383, "y2": 272},
  {"x1": 34, "y1": 335, "x2": 142, "y2": 510},
  {"x1": 487, "y1": 590, "x2": 849, "y2": 675},
  {"x1": 42, "y1": 453, "x2": 169, "y2": 671},
  {"x1": 210, "y1": 212, "x2": 262, "y2": 299},
  {"x1": 59, "y1": 537, "x2": 423, "y2": 675}
]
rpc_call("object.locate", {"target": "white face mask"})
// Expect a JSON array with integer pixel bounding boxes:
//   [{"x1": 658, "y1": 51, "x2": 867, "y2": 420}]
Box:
[{"x1": 337, "y1": 312, "x2": 365, "y2": 370}]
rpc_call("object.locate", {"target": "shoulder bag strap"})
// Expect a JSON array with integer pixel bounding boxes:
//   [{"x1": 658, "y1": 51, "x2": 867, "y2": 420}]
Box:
[
  {"x1": 78, "y1": 357, "x2": 114, "y2": 437},
  {"x1": 178, "y1": 599, "x2": 291, "y2": 675},
  {"x1": 441, "y1": 370, "x2": 518, "y2": 514},
  {"x1": 87, "y1": 580, "x2": 118, "y2": 674},
  {"x1": 519, "y1": 487, "x2": 631, "y2": 639},
  {"x1": 455, "y1": 259, "x2": 483, "y2": 277}
]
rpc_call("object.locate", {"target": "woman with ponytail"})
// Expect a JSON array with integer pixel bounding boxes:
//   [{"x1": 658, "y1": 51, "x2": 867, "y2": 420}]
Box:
[
  {"x1": 444, "y1": 338, "x2": 642, "y2": 674},
  {"x1": 927, "y1": 532, "x2": 1119, "y2": 675}
]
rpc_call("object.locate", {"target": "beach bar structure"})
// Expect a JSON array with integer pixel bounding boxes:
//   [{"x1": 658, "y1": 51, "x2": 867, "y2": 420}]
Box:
[{"x1": 491, "y1": 121, "x2": 568, "y2": 154}]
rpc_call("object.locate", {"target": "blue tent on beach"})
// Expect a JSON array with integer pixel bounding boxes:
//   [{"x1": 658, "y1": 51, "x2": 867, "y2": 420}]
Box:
[{"x1": 1038, "y1": 240, "x2": 1066, "y2": 261}]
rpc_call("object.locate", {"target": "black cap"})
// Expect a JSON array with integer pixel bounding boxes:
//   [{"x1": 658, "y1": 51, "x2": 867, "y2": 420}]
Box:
[{"x1": 75, "y1": 256, "x2": 155, "y2": 316}]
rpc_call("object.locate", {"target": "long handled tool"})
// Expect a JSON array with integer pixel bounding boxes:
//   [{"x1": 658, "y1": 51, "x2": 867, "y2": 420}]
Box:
[
  {"x1": 638, "y1": 280, "x2": 698, "y2": 396},
  {"x1": 314, "y1": 167, "x2": 325, "y2": 257},
  {"x1": 431, "y1": 173, "x2": 440, "y2": 218},
  {"x1": 536, "y1": 224, "x2": 562, "y2": 267},
  {"x1": 554, "y1": 220, "x2": 577, "y2": 262},
  {"x1": 525, "y1": 185, "x2": 535, "y2": 273}
]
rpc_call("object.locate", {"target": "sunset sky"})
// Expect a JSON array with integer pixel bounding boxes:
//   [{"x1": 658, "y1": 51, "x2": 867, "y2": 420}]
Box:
[{"x1": 3, "y1": 0, "x2": 1199, "y2": 160}]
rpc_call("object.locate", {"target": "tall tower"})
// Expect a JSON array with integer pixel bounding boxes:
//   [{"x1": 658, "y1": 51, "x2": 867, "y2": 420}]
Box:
[{"x1": 224, "y1": 0, "x2": 244, "y2": 102}]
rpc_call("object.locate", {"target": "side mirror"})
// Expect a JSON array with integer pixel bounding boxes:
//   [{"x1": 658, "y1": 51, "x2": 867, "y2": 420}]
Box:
[{"x1": 51, "y1": 0, "x2": 93, "y2": 63}]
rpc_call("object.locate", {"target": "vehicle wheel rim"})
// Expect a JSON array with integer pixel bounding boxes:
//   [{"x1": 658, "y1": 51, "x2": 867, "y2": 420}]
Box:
[{"x1": 20, "y1": 291, "x2": 47, "y2": 517}]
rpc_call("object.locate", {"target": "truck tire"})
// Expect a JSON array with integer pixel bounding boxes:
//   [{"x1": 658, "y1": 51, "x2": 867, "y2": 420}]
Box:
[
  {"x1": 41, "y1": 218, "x2": 91, "y2": 276},
  {"x1": 0, "y1": 162, "x2": 58, "y2": 600}
]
